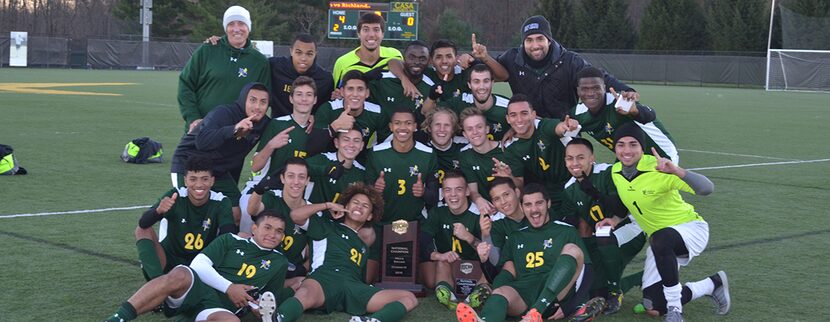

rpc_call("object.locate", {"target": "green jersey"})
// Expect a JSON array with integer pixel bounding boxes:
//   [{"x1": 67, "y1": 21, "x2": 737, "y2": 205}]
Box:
[
  {"x1": 458, "y1": 142, "x2": 505, "y2": 199},
  {"x1": 561, "y1": 163, "x2": 619, "y2": 228},
  {"x1": 428, "y1": 137, "x2": 468, "y2": 184},
  {"x1": 443, "y1": 93, "x2": 510, "y2": 141},
  {"x1": 365, "y1": 141, "x2": 438, "y2": 223},
  {"x1": 368, "y1": 72, "x2": 435, "y2": 140},
  {"x1": 314, "y1": 99, "x2": 387, "y2": 149},
  {"x1": 332, "y1": 46, "x2": 402, "y2": 87},
  {"x1": 571, "y1": 93, "x2": 677, "y2": 162},
  {"x1": 261, "y1": 190, "x2": 313, "y2": 265},
  {"x1": 503, "y1": 118, "x2": 571, "y2": 207},
  {"x1": 611, "y1": 155, "x2": 704, "y2": 236},
  {"x1": 201, "y1": 233, "x2": 288, "y2": 308},
  {"x1": 301, "y1": 215, "x2": 368, "y2": 282},
  {"x1": 502, "y1": 221, "x2": 589, "y2": 281},
  {"x1": 489, "y1": 212, "x2": 528, "y2": 249},
  {"x1": 157, "y1": 187, "x2": 234, "y2": 264},
  {"x1": 424, "y1": 65, "x2": 469, "y2": 101},
  {"x1": 255, "y1": 115, "x2": 310, "y2": 179},
  {"x1": 423, "y1": 203, "x2": 482, "y2": 261},
  {"x1": 305, "y1": 152, "x2": 366, "y2": 217}
]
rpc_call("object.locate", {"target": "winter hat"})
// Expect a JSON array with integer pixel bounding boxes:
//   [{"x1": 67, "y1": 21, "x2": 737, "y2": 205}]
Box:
[
  {"x1": 612, "y1": 122, "x2": 646, "y2": 150},
  {"x1": 521, "y1": 15, "x2": 553, "y2": 41},
  {"x1": 223, "y1": 6, "x2": 252, "y2": 32}
]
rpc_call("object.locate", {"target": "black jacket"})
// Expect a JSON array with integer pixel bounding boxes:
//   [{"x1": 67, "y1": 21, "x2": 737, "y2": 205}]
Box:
[
  {"x1": 497, "y1": 41, "x2": 632, "y2": 119},
  {"x1": 171, "y1": 82, "x2": 271, "y2": 182},
  {"x1": 268, "y1": 56, "x2": 334, "y2": 118}
]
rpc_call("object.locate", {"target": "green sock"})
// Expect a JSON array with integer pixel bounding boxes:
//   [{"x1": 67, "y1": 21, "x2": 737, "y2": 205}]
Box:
[
  {"x1": 481, "y1": 294, "x2": 509, "y2": 321},
  {"x1": 531, "y1": 255, "x2": 577, "y2": 312},
  {"x1": 276, "y1": 297, "x2": 304, "y2": 322},
  {"x1": 369, "y1": 301, "x2": 407, "y2": 322},
  {"x1": 597, "y1": 243, "x2": 624, "y2": 293},
  {"x1": 105, "y1": 301, "x2": 137, "y2": 322},
  {"x1": 136, "y1": 239, "x2": 163, "y2": 279},
  {"x1": 621, "y1": 271, "x2": 644, "y2": 293}
]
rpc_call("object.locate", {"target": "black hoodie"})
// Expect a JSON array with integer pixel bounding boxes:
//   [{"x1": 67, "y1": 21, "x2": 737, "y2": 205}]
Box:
[
  {"x1": 171, "y1": 82, "x2": 271, "y2": 182},
  {"x1": 268, "y1": 56, "x2": 334, "y2": 118}
]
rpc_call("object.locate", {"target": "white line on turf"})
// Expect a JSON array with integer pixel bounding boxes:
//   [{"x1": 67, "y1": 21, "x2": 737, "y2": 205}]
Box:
[
  {"x1": 678, "y1": 148, "x2": 795, "y2": 161},
  {"x1": 0, "y1": 205, "x2": 149, "y2": 219},
  {"x1": 4, "y1": 158, "x2": 829, "y2": 219},
  {"x1": 688, "y1": 158, "x2": 830, "y2": 171}
]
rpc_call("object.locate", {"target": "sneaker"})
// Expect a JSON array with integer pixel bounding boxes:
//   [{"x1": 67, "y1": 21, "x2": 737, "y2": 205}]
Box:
[
  {"x1": 568, "y1": 296, "x2": 606, "y2": 322},
  {"x1": 708, "y1": 271, "x2": 731, "y2": 315},
  {"x1": 456, "y1": 302, "x2": 483, "y2": 322},
  {"x1": 466, "y1": 283, "x2": 492, "y2": 309},
  {"x1": 603, "y1": 292, "x2": 623, "y2": 315},
  {"x1": 258, "y1": 291, "x2": 277, "y2": 322},
  {"x1": 436, "y1": 284, "x2": 459, "y2": 310},
  {"x1": 664, "y1": 306, "x2": 684, "y2": 322},
  {"x1": 349, "y1": 316, "x2": 380, "y2": 322},
  {"x1": 520, "y1": 308, "x2": 542, "y2": 322}
]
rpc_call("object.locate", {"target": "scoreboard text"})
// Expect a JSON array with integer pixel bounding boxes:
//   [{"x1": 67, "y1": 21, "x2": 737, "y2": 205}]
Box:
[{"x1": 328, "y1": 2, "x2": 419, "y2": 41}]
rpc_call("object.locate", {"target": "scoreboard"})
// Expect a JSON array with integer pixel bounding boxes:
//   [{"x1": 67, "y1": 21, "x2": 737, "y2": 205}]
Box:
[{"x1": 327, "y1": 2, "x2": 418, "y2": 41}]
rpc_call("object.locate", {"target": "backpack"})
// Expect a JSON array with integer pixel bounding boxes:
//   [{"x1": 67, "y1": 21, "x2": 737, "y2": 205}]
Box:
[
  {"x1": 0, "y1": 144, "x2": 27, "y2": 175},
  {"x1": 121, "y1": 137, "x2": 163, "y2": 164}
]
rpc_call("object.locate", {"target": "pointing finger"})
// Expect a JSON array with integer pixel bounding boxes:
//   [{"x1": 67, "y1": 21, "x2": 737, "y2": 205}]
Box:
[
  {"x1": 609, "y1": 87, "x2": 619, "y2": 98},
  {"x1": 651, "y1": 147, "x2": 661, "y2": 158},
  {"x1": 471, "y1": 33, "x2": 478, "y2": 48},
  {"x1": 279, "y1": 126, "x2": 296, "y2": 135}
]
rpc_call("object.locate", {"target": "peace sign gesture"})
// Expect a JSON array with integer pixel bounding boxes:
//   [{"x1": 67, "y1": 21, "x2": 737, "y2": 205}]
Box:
[{"x1": 652, "y1": 147, "x2": 682, "y2": 176}]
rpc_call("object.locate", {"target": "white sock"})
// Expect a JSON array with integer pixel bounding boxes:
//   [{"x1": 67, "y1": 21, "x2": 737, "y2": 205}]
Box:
[
  {"x1": 664, "y1": 283, "x2": 683, "y2": 311},
  {"x1": 685, "y1": 278, "x2": 715, "y2": 301}
]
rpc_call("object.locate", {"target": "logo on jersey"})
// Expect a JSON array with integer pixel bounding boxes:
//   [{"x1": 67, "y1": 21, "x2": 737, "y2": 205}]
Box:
[
  {"x1": 341, "y1": 234, "x2": 349, "y2": 240},
  {"x1": 577, "y1": 201, "x2": 584, "y2": 206},
  {"x1": 386, "y1": 97, "x2": 395, "y2": 102},
  {"x1": 442, "y1": 224, "x2": 451, "y2": 230},
  {"x1": 383, "y1": 167, "x2": 392, "y2": 173},
  {"x1": 605, "y1": 122, "x2": 614, "y2": 134},
  {"x1": 543, "y1": 238, "x2": 553, "y2": 249},
  {"x1": 230, "y1": 57, "x2": 238, "y2": 62},
  {"x1": 236, "y1": 249, "x2": 245, "y2": 256},
  {"x1": 642, "y1": 189, "x2": 656, "y2": 196},
  {"x1": 517, "y1": 243, "x2": 524, "y2": 249},
  {"x1": 452, "y1": 160, "x2": 460, "y2": 169},
  {"x1": 492, "y1": 123, "x2": 503, "y2": 133},
  {"x1": 522, "y1": 155, "x2": 531, "y2": 161},
  {"x1": 181, "y1": 218, "x2": 187, "y2": 224},
  {"x1": 238, "y1": 67, "x2": 248, "y2": 78},
  {"x1": 409, "y1": 165, "x2": 420, "y2": 177},
  {"x1": 537, "y1": 139, "x2": 546, "y2": 151},
  {"x1": 473, "y1": 165, "x2": 480, "y2": 170},
  {"x1": 260, "y1": 259, "x2": 271, "y2": 270},
  {"x1": 202, "y1": 218, "x2": 211, "y2": 231}
]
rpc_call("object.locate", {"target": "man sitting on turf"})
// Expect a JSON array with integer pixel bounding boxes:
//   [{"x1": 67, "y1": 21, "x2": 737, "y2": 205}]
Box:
[
  {"x1": 456, "y1": 183, "x2": 604, "y2": 322},
  {"x1": 422, "y1": 171, "x2": 488, "y2": 310},
  {"x1": 136, "y1": 156, "x2": 236, "y2": 281},
  {"x1": 305, "y1": 128, "x2": 367, "y2": 218},
  {"x1": 276, "y1": 183, "x2": 419, "y2": 322},
  {"x1": 479, "y1": 177, "x2": 528, "y2": 269},
  {"x1": 104, "y1": 210, "x2": 289, "y2": 322}
]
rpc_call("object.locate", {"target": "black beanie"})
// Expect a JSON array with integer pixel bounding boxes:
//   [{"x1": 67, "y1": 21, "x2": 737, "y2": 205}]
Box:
[
  {"x1": 613, "y1": 122, "x2": 646, "y2": 150},
  {"x1": 521, "y1": 15, "x2": 553, "y2": 41}
]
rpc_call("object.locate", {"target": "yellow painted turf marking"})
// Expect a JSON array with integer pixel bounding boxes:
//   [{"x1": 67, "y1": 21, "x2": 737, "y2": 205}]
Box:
[{"x1": 0, "y1": 82, "x2": 137, "y2": 96}]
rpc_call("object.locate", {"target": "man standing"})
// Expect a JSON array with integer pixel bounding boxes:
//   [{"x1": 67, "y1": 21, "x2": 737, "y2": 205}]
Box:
[
  {"x1": 269, "y1": 33, "x2": 334, "y2": 117},
  {"x1": 424, "y1": 39, "x2": 469, "y2": 101},
  {"x1": 178, "y1": 5, "x2": 270, "y2": 133}
]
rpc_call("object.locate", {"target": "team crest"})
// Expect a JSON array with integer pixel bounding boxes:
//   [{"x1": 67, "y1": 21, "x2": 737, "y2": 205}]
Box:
[
  {"x1": 543, "y1": 238, "x2": 553, "y2": 249},
  {"x1": 605, "y1": 122, "x2": 614, "y2": 134},
  {"x1": 260, "y1": 259, "x2": 271, "y2": 270},
  {"x1": 202, "y1": 218, "x2": 211, "y2": 231},
  {"x1": 409, "y1": 165, "x2": 420, "y2": 176},
  {"x1": 537, "y1": 139, "x2": 546, "y2": 151},
  {"x1": 453, "y1": 89, "x2": 461, "y2": 97},
  {"x1": 492, "y1": 123, "x2": 503, "y2": 133},
  {"x1": 238, "y1": 67, "x2": 248, "y2": 78},
  {"x1": 452, "y1": 160, "x2": 460, "y2": 169},
  {"x1": 460, "y1": 262, "x2": 474, "y2": 274},
  {"x1": 415, "y1": 97, "x2": 425, "y2": 108}
]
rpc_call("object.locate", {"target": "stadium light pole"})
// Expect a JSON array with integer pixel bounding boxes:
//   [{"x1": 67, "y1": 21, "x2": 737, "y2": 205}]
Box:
[
  {"x1": 765, "y1": 0, "x2": 775, "y2": 90},
  {"x1": 138, "y1": 0, "x2": 153, "y2": 70}
]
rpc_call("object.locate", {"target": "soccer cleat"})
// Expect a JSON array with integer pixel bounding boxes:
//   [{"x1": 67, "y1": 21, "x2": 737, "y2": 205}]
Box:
[
  {"x1": 709, "y1": 271, "x2": 731, "y2": 315},
  {"x1": 603, "y1": 292, "x2": 623, "y2": 315},
  {"x1": 568, "y1": 296, "x2": 606, "y2": 322},
  {"x1": 349, "y1": 316, "x2": 380, "y2": 322},
  {"x1": 664, "y1": 306, "x2": 684, "y2": 322},
  {"x1": 456, "y1": 302, "x2": 483, "y2": 322},
  {"x1": 258, "y1": 291, "x2": 277, "y2": 322},
  {"x1": 466, "y1": 283, "x2": 492, "y2": 309},
  {"x1": 520, "y1": 308, "x2": 543, "y2": 322},
  {"x1": 436, "y1": 283, "x2": 459, "y2": 310}
]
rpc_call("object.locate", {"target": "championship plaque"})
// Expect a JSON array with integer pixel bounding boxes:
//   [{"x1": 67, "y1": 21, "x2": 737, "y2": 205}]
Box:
[
  {"x1": 452, "y1": 260, "x2": 483, "y2": 297},
  {"x1": 376, "y1": 219, "x2": 425, "y2": 296}
]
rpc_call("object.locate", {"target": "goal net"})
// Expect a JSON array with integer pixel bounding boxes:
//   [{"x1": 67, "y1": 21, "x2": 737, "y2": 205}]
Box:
[{"x1": 766, "y1": 1, "x2": 830, "y2": 92}]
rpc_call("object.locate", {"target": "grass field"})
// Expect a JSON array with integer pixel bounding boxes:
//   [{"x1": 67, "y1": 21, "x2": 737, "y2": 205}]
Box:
[{"x1": 1, "y1": 68, "x2": 829, "y2": 322}]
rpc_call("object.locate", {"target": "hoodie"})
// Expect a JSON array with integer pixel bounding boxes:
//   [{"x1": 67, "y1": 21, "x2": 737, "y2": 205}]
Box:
[{"x1": 268, "y1": 56, "x2": 334, "y2": 117}]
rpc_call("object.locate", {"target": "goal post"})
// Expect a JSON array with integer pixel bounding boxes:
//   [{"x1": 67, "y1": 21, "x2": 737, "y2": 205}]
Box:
[{"x1": 765, "y1": 0, "x2": 830, "y2": 92}]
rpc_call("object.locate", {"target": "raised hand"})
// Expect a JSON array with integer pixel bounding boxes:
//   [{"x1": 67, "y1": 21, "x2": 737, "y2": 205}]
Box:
[
  {"x1": 555, "y1": 115, "x2": 580, "y2": 137},
  {"x1": 330, "y1": 108, "x2": 356, "y2": 132},
  {"x1": 156, "y1": 192, "x2": 177, "y2": 215},
  {"x1": 491, "y1": 157, "x2": 513, "y2": 178},
  {"x1": 374, "y1": 171, "x2": 386, "y2": 192},
  {"x1": 471, "y1": 33, "x2": 489, "y2": 61},
  {"x1": 267, "y1": 126, "x2": 295, "y2": 149},
  {"x1": 412, "y1": 173, "x2": 424, "y2": 197},
  {"x1": 652, "y1": 147, "x2": 679, "y2": 175},
  {"x1": 610, "y1": 87, "x2": 638, "y2": 115},
  {"x1": 234, "y1": 115, "x2": 256, "y2": 137},
  {"x1": 327, "y1": 202, "x2": 348, "y2": 220},
  {"x1": 203, "y1": 35, "x2": 221, "y2": 45}
]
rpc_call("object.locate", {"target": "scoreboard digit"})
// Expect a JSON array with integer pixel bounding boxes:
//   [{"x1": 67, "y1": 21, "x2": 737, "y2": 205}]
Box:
[{"x1": 328, "y1": 2, "x2": 418, "y2": 41}]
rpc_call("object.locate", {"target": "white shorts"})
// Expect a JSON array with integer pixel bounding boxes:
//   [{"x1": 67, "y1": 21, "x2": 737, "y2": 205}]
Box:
[
  {"x1": 642, "y1": 220, "x2": 709, "y2": 288},
  {"x1": 613, "y1": 218, "x2": 644, "y2": 247}
]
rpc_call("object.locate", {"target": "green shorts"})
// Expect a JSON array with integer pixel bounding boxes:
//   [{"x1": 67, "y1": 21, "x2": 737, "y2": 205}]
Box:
[
  {"x1": 162, "y1": 266, "x2": 231, "y2": 319},
  {"x1": 173, "y1": 173, "x2": 241, "y2": 207},
  {"x1": 140, "y1": 248, "x2": 191, "y2": 281},
  {"x1": 309, "y1": 270, "x2": 380, "y2": 315}
]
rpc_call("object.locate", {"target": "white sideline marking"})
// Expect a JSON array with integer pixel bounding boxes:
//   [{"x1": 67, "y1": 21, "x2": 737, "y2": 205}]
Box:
[
  {"x1": 679, "y1": 148, "x2": 795, "y2": 161},
  {"x1": 4, "y1": 158, "x2": 829, "y2": 219},
  {"x1": 688, "y1": 158, "x2": 830, "y2": 171},
  {"x1": 0, "y1": 205, "x2": 149, "y2": 219}
]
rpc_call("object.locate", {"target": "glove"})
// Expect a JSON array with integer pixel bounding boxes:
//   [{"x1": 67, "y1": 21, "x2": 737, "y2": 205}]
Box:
[
  {"x1": 327, "y1": 161, "x2": 346, "y2": 180},
  {"x1": 428, "y1": 84, "x2": 443, "y2": 100},
  {"x1": 578, "y1": 171, "x2": 602, "y2": 200},
  {"x1": 253, "y1": 175, "x2": 279, "y2": 195}
]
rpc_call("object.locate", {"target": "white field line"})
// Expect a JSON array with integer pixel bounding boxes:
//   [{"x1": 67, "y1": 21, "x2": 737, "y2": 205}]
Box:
[
  {"x1": 678, "y1": 148, "x2": 795, "y2": 161},
  {"x1": 3, "y1": 158, "x2": 829, "y2": 219}
]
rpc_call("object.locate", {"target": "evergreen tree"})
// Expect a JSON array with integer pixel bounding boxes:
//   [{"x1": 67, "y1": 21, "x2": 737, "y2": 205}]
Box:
[
  {"x1": 707, "y1": 0, "x2": 768, "y2": 52},
  {"x1": 112, "y1": 0, "x2": 189, "y2": 40},
  {"x1": 575, "y1": 0, "x2": 636, "y2": 50},
  {"x1": 638, "y1": 0, "x2": 710, "y2": 50},
  {"x1": 183, "y1": 0, "x2": 295, "y2": 43},
  {"x1": 536, "y1": 0, "x2": 579, "y2": 48},
  {"x1": 432, "y1": 9, "x2": 477, "y2": 47}
]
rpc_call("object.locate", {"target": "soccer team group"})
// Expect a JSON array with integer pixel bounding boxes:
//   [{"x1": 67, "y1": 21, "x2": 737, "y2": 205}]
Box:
[{"x1": 104, "y1": 5, "x2": 732, "y2": 322}]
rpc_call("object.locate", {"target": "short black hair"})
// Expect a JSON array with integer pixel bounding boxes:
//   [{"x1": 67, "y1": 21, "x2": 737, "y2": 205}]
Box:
[
  {"x1": 441, "y1": 170, "x2": 466, "y2": 185},
  {"x1": 466, "y1": 63, "x2": 492, "y2": 80},
  {"x1": 390, "y1": 106, "x2": 417, "y2": 122},
  {"x1": 292, "y1": 33, "x2": 316, "y2": 47},
  {"x1": 508, "y1": 93, "x2": 534, "y2": 110},
  {"x1": 291, "y1": 75, "x2": 317, "y2": 96},
  {"x1": 185, "y1": 156, "x2": 213, "y2": 175},
  {"x1": 341, "y1": 70, "x2": 367, "y2": 88},
  {"x1": 284, "y1": 157, "x2": 308, "y2": 172},
  {"x1": 405, "y1": 40, "x2": 430, "y2": 54},
  {"x1": 576, "y1": 66, "x2": 604, "y2": 81},
  {"x1": 249, "y1": 83, "x2": 269, "y2": 94},
  {"x1": 566, "y1": 137, "x2": 594, "y2": 154},
  {"x1": 521, "y1": 183, "x2": 550, "y2": 203},
  {"x1": 431, "y1": 39, "x2": 457, "y2": 56},
  {"x1": 490, "y1": 176, "x2": 517, "y2": 192},
  {"x1": 253, "y1": 209, "x2": 286, "y2": 225},
  {"x1": 358, "y1": 13, "x2": 385, "y2": 32}
]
